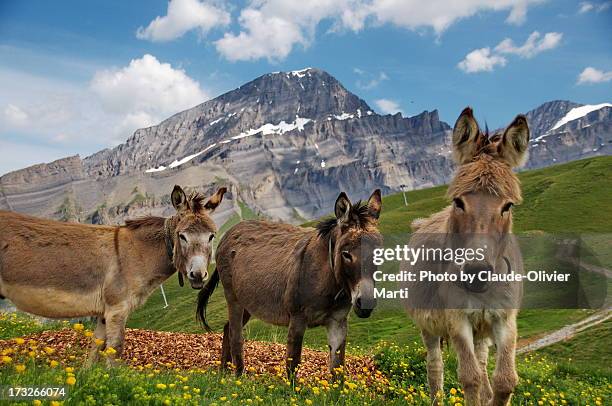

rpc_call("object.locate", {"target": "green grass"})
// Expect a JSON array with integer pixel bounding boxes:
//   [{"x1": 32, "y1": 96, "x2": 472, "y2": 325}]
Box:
[
  {"x1": 130, "y1": 156, "x2": 612, "y2": 350},
  {"x1": 536, "y1": 318, "x2": 612, "y2": 376},
  {"x1": 0, "y1": 313, "x2": 68, "y2": 340}
]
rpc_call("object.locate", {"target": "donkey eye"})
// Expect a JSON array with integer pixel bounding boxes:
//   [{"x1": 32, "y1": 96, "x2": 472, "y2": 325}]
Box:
[
  {"x1": 453, "y1": 198, "x2": 465, "y2": 211},
  {"x1": 209, "y1": 234, "x2": 215, "y2": 242},
  {"x1": 501, "y1": 202, "x2": 514, "y2": 214},
  {"x1": 179, "y1": 233, "x2": 188, "y2": 243},
  {"x1": 341, "y1": 251, "x2": 352, "y2": 262}
]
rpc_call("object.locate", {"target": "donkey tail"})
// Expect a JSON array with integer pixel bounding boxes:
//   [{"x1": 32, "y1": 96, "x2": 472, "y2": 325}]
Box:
[{"x1": 196, "y1": 268, "x2": 220, "y2": 333}]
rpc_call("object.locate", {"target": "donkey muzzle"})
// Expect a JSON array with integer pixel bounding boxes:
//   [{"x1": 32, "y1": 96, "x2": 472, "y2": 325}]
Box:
[{"x1": 461, "y1": 261, "x2": 492, "y2": 293}]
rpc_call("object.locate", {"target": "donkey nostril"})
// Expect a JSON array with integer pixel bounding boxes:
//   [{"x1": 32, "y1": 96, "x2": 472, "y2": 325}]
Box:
[
  {"x1": 356, "y1": 297, "x2": 362, "y2": 308},
  {"x1": 188, "y1": 271, "x2": 196, "y2": 279},
  {"x1": 203, "y1": 272, "x2": 209, "y2": 280}
]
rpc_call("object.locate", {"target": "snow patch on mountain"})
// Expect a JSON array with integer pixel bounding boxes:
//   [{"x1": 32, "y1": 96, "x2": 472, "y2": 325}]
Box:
[
  {"x1": 231, "y1": 117, "x2": 312, "y2": 140},
  {"x1": 289, "y1": 68, "x2": 312, "y2": 78},
  {"x1": 145, "y1": 143, "x2": 217, "y2": 173},
  {"x1": 550, "y1": 103, "x2": 611, "y2": 131}
]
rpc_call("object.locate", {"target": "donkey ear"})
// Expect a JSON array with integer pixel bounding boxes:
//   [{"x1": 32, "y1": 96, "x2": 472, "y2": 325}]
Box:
[
  {"x1": 367, "y1": 189, "x2": 382, "y2": 219},
  {"x1": 171, "y1": 185, "x2": 189, "y2": 212},
  {"x1": 204, "y1": 187, "x2": 227, "y2": 212},
  {"x1": 334, "y1": 192, "x2": 352, "y2": 222},
  {"x1": 452, "y1": 107, "x2": 483, "y2": 164},
  {"x1": 498, "y1": 114, "x2": 530, "y2": 167}
]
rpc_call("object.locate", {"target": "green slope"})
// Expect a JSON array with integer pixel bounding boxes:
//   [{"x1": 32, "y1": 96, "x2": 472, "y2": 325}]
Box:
[{"x1": 129, "y1": 156, "x2": 612, "y2": 351}]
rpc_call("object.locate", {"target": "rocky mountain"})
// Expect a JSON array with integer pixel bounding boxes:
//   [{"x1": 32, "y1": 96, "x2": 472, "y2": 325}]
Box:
[
  {"x1": 524, "y1": 101, "x2": 611, "y2": 169},
  {"x1": 0, "y1": 69, "x2": 610, "y2": 225}
]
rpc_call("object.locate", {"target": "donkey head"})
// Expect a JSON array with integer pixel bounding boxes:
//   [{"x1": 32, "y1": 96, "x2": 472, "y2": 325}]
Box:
[
  {"x1": 170, "y1": 185, "x2": 227, "y2": 289},
  {"x1": 320, "y1": 190, "x2": 383, "y2": 318},
  {"x1": 447, "y1": 107, "x2": 529, "y2": 292}
]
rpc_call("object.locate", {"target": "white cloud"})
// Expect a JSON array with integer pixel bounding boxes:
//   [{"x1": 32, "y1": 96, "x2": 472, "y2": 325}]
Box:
[
  {"x1": 137, "y1": 0, "x2": 230, "y2": 42},
  {"x1": 3, "y1": 104, "x2": 28, "y2": 126},
  {"x1": 90, "y1": 54, "x2": 207, "y2": 135},
  {"x1": 1, "y1": 54, "x2": 208, "y2": 163},
  {"x1": 375, "y1": 99, "x2": 402, "y2": 115},
  {"x1": 214, "y1": 0, "x2": 544, "y2": 61},
  {"x1": 365, "y1": 0, "x2": 543, "y2": 34},
  {"x1": 355, "y1": 69, "x2": 388, "y2": 90},
  {"x1": 458, "y1": 31, "x2": 562, "y2": 73},
  {"x1": 457, "y1": 47, "x2": 507, "y2": 73},
  {"x1": 578, "y1": 1, "x2": 611, "y2": 13},
  {"x1": 495, "y1": 31, "x2": 563, "y2": 58},
  {"x1": 577, "y1": 67, "x2": 612, "y2": 84},
  {"x1": 215, "y1": 8, "x2": 307, "y2": 62}
]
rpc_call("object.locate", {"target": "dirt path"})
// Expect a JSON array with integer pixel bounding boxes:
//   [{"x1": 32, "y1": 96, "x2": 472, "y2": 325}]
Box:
[{"x1": 517, "y1": 307, "x2": 611, "y2": 354}]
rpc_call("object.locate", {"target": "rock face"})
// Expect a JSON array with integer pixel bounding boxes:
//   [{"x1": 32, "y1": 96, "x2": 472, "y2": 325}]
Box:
[
  {"x1": 0, "y1": 70, "x2": 609, "y2": 224},
  {"x1": 524, "y1": 101, "x2": 612, "y2": 169}
]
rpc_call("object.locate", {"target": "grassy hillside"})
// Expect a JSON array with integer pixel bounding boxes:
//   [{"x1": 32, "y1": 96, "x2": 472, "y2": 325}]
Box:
[{"x1": 129, "y1": 156, "x2": 612, "y2": 350}]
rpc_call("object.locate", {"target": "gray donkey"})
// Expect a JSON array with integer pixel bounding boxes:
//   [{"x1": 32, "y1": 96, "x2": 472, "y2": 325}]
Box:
[
  {"x1": 403, "y1": 107, "x2": 528, "y2": 405},
  {"x1": 197, "y1": 190, "x2": 383, "y2": 378}
]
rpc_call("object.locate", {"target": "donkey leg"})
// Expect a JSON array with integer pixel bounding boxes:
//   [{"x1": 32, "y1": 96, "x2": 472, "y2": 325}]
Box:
[
  {"x1": 286, "y1": 316, "x2": 306, "y2": 379},
  {"x1": 325, "y1": 316, "x2": 347, "y2": 379},
  {"x1": 490, "y1": 319, "x2": 518, "y2": 406},
  {"x1": 475, "y1": 339, "x2": 493, "y2": 405},
  {"x1": 103, "y1": 305, "x2": 129, "y2": 367},
  {"x1": 221, "y1": 322, "x2": 231, "y2": 371},
  {"x1": 221, "y1": 310, "x2": 251, "y2": 372},
  {"x1": 422, "y1": 331, "x2": 444, "y2": 405},
  {"x1": 450, "y1": 323, "x2": 481, "y2": 406},
  {"x1": 85, "y1": 317, "x2": 106, "y2": 367},
  {"x1": 228, "y1": 304, "x2": 246, "y2": 376}
]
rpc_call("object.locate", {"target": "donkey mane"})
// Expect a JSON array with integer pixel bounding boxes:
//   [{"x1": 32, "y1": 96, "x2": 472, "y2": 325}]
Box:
[
  {"x1": 316, "y1": 200, "x2": 377, "y2": 241},
  {"x1": 188, "y1": 191, "x2": 207, "y2": 213},
  {"x1": 446, "y1": 153, "x2": 522, "y2": 204}
]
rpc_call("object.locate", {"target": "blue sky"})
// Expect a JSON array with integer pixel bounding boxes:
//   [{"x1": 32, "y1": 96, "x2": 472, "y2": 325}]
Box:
[{"x1": 0, "y1": 0, "x2": 610, "y2": 175}]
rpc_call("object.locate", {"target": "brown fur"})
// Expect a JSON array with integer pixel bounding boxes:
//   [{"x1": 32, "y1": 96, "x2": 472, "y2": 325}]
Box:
[
  {"x1": 0, "y1": 185, "x2": 225, "y2": 367},
  {"x1": 403, "y1": 107, "x2": 528, "y2": 406},
  {"x1": 197, "y1": 190, "x2": 383, "y2": 378}
]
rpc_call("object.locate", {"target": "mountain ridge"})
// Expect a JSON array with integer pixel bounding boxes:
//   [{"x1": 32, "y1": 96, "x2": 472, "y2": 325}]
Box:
[{"x1": 1, "y1": 68, "x2": 610, "y2": 224}]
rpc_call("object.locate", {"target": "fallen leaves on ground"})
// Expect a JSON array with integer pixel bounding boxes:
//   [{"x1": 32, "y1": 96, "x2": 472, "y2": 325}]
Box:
[{"x1": 0, "y1": 328, "x2": 378, "y2": 380}]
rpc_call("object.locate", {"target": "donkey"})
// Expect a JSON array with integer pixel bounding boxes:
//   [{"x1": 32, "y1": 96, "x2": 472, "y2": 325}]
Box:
[
  {"x1": 0, "y1": 185, "x2": 226, "y2": 366},
  {"x1": 197, "y1": 190, "x2": 383, "y2": 378},
  {"x1": 402, "y1": 107, "x2": 529, "y2": 406}
]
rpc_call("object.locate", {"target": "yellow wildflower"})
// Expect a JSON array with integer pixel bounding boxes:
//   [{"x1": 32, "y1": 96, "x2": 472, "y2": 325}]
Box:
[
  {"x1": 44, "y1": 347, "x2": 55, "y2": 355},
  {"x1": 73, "y1": 323, "x2": 84, "y2": 331},
  {"x1": 66, "y1": 376, "x2": 76, "y2": 386},
  {"x1": 50, "y1": 360, "x2": 59, "y2": 368},
  {"x1": 15, "y1": 364, "x2": 26, "y2": 373},
  {"x1": 14, "y1": 338, "x2": 25, "y2": 345},
  {"x1": 1, "y1": 355, "x2": 12, "y2": 364},
  {"x1": 65, "y1": 367, "x2": 74, "y2": 373}
]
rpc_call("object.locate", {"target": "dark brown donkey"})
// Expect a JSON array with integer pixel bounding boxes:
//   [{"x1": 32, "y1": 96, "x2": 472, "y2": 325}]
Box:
[
  {"x1": 0, "y1": 185, "x2": 226, "y2": 366},
  {"x1": 197, "y1": 190, "x2": 383, "y2": 377},
  {"x1": 403, "y1": 107, "x2": 528, "y2": 406}
]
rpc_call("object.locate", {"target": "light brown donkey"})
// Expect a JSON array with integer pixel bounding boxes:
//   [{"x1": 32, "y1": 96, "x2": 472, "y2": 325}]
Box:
[
  {"x1": 197, "y1": 190, "x2": 383, "y2": 378},
  {"x1": 0, "y1": 185, "x2": 226, "y2": 366},
  {"x1": 403, "y1": 107, "x2": 529, "y2": 406}
]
